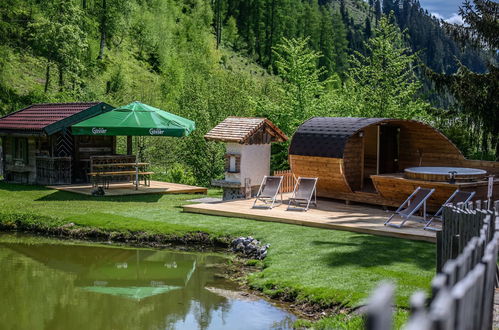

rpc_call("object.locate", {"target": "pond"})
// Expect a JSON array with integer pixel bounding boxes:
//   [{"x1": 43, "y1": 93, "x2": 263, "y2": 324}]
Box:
[{"x1": 0, "y1": 234, "x2": 296, "y2": 330}]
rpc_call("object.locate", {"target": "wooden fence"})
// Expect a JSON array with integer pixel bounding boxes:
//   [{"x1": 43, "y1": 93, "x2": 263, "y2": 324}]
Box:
[
  {"x1": 437, "y1": 201, "x2": 498, "y2": 272},
  {"x1": 365, "y1": 201, "x2": 499, "y2": 330},
  {"x1": 273, "y1": 169, "x2": 296, "y2": 193}
]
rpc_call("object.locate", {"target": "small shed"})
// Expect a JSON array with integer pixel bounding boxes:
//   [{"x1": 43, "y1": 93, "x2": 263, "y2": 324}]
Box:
[
  {"x1": 289, "y1": 117, "x2": 499, "y2": 209},
  {"x1": 205, "y1": 117, "x2": 287, "y2": 200},
  {"x1": 0, "y1": 102, "x2": 114, "y2": 184}
]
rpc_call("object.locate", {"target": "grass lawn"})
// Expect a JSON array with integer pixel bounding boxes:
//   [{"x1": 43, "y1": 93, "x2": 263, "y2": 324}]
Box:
[{"x1": 0, "y1": 182, "x2": 435, "y2": 327}]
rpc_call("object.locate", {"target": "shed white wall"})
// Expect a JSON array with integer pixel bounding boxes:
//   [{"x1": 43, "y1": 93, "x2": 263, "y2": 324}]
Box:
[{"x1": 225, "y1": 143, "x2": 271, "y2": 187}]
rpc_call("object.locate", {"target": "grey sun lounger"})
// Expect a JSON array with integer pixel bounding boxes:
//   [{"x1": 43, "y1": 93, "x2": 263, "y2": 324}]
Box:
[
  {"x1": 287, "y1": 177, "x2": 318, "y2": 211},
  {"x1": 252, "y1": 176, "x2": 283, "y2": 209},
  {"x1": 384, "y1": 187, "x2": 435, "y2": 228},
  {"x1": 423, "y1": 189, "x2": 475, "y2": 231}
]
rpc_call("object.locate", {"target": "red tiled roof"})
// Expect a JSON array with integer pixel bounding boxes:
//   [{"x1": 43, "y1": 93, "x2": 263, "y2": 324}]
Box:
[{"x1": 0, "y1": 102, "x2": 100, "y2": 133}]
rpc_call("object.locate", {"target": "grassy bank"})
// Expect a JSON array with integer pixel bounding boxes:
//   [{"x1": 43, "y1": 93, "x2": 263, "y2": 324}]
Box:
[{"x1": 0, "y1": 182, "x2": 435, "y2": 328}]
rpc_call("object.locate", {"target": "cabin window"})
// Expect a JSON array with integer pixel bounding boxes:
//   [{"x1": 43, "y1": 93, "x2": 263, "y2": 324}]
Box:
[
  {"x1": 225, "y1": 153, "x2": 240, "y2": 173},
  {"x1": 12, "y1": 137, "x2": 28, "y2": 165},
  {"x1": 229, "y1": 156, "x2": 236, "y2": 172}
]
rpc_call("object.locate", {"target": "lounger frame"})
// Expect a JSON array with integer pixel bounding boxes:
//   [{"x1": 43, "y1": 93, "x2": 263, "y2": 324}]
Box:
[
  {"x1": 252, "y1": 176, "x2": 283, "y2": 209},
  {"x1": 384, "y1": 186, "x2": 435, "y2": 228},
  {"x1": 286, "y1": 177, "x2": 318, "y2": 211},
  {"x1": 424, "y1": 190, "x2": 476, "y2": 231}
]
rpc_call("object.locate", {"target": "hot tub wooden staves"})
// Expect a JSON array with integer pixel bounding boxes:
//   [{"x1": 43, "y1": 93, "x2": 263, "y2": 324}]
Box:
[{"x1": 288, "y1": 117, "x2": 499, "y2": 211}]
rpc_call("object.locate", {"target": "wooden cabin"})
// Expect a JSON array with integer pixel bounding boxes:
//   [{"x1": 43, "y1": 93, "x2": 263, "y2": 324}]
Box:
[
  {"x1": 205, "y1": 117, "x2": 287, "y2": 200},
  {"x1": 0, "y1": 102, "x2": 115, "y2": 184},
  {"x1": 289, "y1": 117, "x2": 499, "y2": 210}
]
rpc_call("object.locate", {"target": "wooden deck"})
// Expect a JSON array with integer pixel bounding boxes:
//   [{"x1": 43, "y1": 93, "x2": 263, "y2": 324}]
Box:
[
  {"x1": 183, "y1": 195, "x2": 436, "y2": 243},
  {"x1": 48, "y1": 180, "x2": 207, "y2": 196}
]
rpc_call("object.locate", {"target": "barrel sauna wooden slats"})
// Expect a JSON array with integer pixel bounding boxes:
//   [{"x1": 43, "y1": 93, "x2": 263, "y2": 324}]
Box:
[
  {"x1": 343, "y1": 134, "x2": 363, "y2": 191},
  {"x1": 289, "y1": 155, "x2": 352, "y2": 194},
  {"x1": 397, "y1": 122, "x2": 465, "y2": 169}
]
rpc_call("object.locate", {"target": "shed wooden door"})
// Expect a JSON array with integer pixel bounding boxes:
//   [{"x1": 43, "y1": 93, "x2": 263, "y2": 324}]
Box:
[{"x1": 379, "y1": 126, "x2": 399, "y2": 174}]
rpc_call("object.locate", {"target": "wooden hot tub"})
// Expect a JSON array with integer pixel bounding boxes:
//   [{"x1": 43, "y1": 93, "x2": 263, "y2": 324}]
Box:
[{"x1": 404, "y1": 166, "x2": 487, "y2": 182}]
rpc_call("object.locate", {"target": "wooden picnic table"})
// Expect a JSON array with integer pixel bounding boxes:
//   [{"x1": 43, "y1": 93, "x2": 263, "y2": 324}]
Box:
[
  {"x1": 88, "y1": 159, "x2": 153, "y2": 190},
  {"x1": 89, "y1": 170, "x2": 154, "y2": 189}
]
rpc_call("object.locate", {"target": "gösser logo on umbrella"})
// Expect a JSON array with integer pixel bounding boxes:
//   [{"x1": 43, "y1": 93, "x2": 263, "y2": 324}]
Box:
[
  {"x1": 149, "y1": 128, "x2": 165, "y2": 135},
  {"x1": 91, "y1": 128, "x2": 107, "y2": 134}
]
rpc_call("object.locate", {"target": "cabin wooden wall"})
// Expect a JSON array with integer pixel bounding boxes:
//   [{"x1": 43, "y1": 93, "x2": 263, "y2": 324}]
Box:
[
  {"x1": 289, "y1": 154, "x2": 352, "y2": 195},
  {"x1": 397, "y1": 122, "x2": 464, "y2": 169},
  {"x1": 343, "y1": 133, "x2": 363, "y2": 191},
  {"x1": 2, "y1": 134, "x2": 116, "y2": 184},
  {"x1": 73, "y1": 135, "x2": 115, "y2": 182},
  {"x1": 2, "y1": 136, "x2": 38, "y2": 184},
  {"x1": 458, "y1": 159, "x2": 499, "y2": 176}
]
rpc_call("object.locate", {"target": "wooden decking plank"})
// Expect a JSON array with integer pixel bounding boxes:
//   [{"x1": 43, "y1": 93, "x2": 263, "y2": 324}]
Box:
[
  {"x1": 183, "y1": 196, "x2": 436, "y2": 243},
  {"x1": 47, "y1": 180, "x2": 207, "y2": 196}
]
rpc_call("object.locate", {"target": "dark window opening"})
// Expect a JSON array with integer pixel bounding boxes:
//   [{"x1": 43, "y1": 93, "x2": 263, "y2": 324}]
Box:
[{"x1": 12, "y1": 138, "x2": 28, "y2": 165}]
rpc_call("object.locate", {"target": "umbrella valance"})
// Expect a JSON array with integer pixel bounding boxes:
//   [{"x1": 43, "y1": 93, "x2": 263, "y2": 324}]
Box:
[{"x1": 71, "y1": 101, "x2": 195, "y2": 137}]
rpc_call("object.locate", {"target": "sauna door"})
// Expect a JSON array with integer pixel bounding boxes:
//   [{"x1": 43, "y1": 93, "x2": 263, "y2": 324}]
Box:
[{"x1": 379, "y1": 126, "x2": 399, "y2": 174}]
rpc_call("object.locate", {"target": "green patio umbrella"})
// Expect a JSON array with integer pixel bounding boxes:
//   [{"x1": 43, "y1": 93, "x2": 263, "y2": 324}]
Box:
[{"x1": 71, "y1": 101, "x2": 195, "y2": 137}]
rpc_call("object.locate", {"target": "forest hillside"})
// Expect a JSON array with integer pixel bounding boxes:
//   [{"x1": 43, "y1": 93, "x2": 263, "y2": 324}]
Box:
[{"x1": 0, "y1": 0, "x2": 496, "y2": 185}]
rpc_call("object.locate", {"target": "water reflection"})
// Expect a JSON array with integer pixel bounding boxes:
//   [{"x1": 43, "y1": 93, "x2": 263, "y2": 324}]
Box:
[{"x1": 0, "y1": 235, "x2": 295, "y2": 330}]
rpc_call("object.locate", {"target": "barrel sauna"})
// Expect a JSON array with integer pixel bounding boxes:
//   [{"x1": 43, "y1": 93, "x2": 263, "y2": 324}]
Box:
[{"x1": 288, "y1": 117, "x2": 499, "y2": 210}]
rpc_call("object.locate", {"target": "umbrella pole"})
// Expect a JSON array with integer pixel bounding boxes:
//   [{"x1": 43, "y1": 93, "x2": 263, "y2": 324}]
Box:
[{"x1": 135, "y1": 154, "x2": 139, "y2": 190}]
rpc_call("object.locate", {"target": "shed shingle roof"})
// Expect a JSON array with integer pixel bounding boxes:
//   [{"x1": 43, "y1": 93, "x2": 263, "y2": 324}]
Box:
[
  {"x1": 289, "y1": 117, "x2": 387, "y2": 158},
  {"x1": 204, "y1": 117, "x2": 288, "y2": 144},
  {"x1": 0, "y1": 102, "x2": 110, "y2": 135}
]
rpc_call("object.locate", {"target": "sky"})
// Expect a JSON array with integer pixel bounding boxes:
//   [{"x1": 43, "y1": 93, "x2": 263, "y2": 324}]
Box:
[{"x1": 418, "y1": 0, "x2": 465, "y2": 24}]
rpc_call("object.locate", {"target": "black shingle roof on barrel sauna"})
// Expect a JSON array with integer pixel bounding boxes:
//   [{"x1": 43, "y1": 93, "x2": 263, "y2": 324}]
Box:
[{"x1": 289, "y1": 117, "x2": 387, "y2": 158}]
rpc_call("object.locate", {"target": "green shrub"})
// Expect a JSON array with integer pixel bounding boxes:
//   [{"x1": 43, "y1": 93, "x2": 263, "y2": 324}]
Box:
[{"x1": 164, "y1": 163, "x2": 197, "y2": 185}]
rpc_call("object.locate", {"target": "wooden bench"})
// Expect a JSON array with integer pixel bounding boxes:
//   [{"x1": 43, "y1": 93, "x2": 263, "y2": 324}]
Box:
[
  {"x1": 89, "y1": 155, "x2": 153, "y2": 189},
  {"x1": 88, "y1": 171, "x2": 154, "y2": 188}
]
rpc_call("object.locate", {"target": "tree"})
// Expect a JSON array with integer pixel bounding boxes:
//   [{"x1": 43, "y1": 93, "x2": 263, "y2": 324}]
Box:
[
  {"x1": 374, "y1": 0, "x2": 382, "y2": 22},
  {"x1": 213, "y1": 0, "x2": 223, "y2": 48},
  {"x1": 255, "y1": 37, "x2": 331, "y2": 169},
  {"x1": 272, "y1": 37, "x2": 329, "y2": 134},
  {"x1": 364, "y1": 16, "x2": 372, "y2": 39},
  {"x1": 345, "y1": 16, "x2": 430, "y2": 119},
  {"x1": 96, "y1": 0, "x2": 131, "y2": 60},
  {"x1": 29, "y1": 0, "x2": 88, "y2": 92},
  {"x1": 432, "y1": 0, "x2": 499, "y2": 159}
]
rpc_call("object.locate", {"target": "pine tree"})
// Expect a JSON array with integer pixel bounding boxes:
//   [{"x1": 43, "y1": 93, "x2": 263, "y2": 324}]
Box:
[
  {"x1": 346, "y1": 16, "x2": 429, "y2": 119},
  {"x1": 432, "y1": 0, "x2": 499, "y2": 159},
  {"x1": 318, "y1": 8, "x2": 348, "y2": 77},
  {"x1": 364, "y1": 17, "x2": 372, "y2": 39},
  {"x1": 272, "y1": 37, "x2": 329, "y2": 134},
  {"x1": 374, "y1": 0, "x2": 382, "y2": 23}
]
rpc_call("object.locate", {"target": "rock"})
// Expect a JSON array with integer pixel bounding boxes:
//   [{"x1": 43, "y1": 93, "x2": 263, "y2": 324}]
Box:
[
  {"x1": 236, "y1": 243, "x2": 245, "y2": 252},
  {"x1": 230, "y1": 236, "x2": 269, "y2": 259}
]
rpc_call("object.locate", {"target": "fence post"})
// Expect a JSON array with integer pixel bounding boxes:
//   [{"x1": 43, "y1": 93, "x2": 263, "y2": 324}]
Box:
[
  {"x1": 365, "y1": 282, "x2": 394, "y2": 330},
  {"x1": 436, "y1": 230, "x2": 443, "y2": 273},
  {"x1": 428, "y1": 288, "x2": 455, "y2": 330}
]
